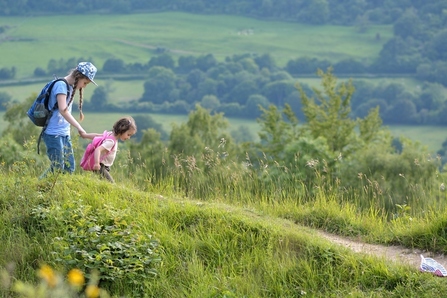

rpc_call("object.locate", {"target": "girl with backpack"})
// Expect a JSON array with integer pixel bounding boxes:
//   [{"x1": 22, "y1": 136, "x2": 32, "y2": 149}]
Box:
[
  {"x1": 80, "y1": 116, "x2": 137, "y2": 183},
  {"x1": 40, "y1": 61, "x2": 98, "y2": 179}
]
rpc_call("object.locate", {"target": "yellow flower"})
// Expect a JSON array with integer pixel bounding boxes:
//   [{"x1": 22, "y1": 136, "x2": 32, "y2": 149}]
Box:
[
  {"x1": 37, "y1": 265, "x2": 57, "y2": 288},
  {"x1": 67, "y1": 269, "x2": 85, "y2": 287},
  {"x1": 85, "y1": 284, "x2": 100, "y2": 298}
]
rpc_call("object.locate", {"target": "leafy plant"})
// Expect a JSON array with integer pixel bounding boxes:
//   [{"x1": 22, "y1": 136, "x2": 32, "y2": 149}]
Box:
[{"x1": 31, "y1": 200, "x2": 161, "y2": 285}]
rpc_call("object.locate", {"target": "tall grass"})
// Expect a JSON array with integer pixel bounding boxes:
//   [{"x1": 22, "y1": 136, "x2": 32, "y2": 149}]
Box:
[{"x1": 109, "y1": 141, "x2": 447, "y2": 253}]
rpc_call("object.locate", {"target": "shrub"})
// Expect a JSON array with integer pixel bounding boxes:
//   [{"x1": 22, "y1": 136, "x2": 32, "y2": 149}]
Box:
[{"x1": 31, "y1": 200, "x2": 161, "y2": 286}]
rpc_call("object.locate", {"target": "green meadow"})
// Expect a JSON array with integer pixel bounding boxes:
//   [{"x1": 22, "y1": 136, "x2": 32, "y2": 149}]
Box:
[
  {"x1": 0, "y1": 12, "x2": 392, "y2": 78},
  {"x1": 0, "y1": 79, "x2": 144, "y2": 105}
]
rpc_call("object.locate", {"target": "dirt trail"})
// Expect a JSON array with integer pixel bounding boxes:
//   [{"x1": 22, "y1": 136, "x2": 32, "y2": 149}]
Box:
[{"x1": 316, "y1": 230, "x2": 447, "y2": 271}]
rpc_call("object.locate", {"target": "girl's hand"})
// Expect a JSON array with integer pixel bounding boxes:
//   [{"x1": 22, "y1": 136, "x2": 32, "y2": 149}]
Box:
[
  {"x1": 81, "y1": 132, "x2": 103, "y2": 140},
  {"x1": 78, "y1": 129, "x2": 87, "y2": 138},
  {"x1": 93, "y1": 163, "x2": 101, "y2": 171}
]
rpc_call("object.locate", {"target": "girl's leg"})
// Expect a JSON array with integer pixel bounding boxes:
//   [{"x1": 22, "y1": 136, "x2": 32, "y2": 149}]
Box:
[
  {"x1": 99, "y1": 164, "x2": 115, "y2": 183},
  {"x1": 62, "y1": 135, "x2": 75, "y2": 174},
  {"x1": 41, "y1": 133, "x2": 64, "y2": 176}
]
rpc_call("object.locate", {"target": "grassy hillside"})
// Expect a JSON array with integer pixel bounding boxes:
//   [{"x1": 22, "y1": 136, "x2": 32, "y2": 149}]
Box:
[
  {"x1": 0, "y1": 12, "x2": 392, "y2": 79},
  {"x1": 2, "y1": 168, "x2": 447, "y2": 297}
]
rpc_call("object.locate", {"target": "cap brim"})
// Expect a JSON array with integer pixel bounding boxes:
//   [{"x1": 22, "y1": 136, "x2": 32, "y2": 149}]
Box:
[{"x1": 90, "y1": 80, "x2": 98, "y2": 86}]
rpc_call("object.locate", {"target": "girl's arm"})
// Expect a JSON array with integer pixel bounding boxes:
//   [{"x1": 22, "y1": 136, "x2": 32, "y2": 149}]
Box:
[
  {"x1": 57, "y1": 93, "x2": 86, "y2": 135},
  {"x1": 92, "y1": 145, "x2": 108, "y2": 171},
  {"x1": 81, "y1": 132, "x2": 103, "y2": 140},
  {"x1": 56, "y1": 93, "x2": 102, "y2": 139}
]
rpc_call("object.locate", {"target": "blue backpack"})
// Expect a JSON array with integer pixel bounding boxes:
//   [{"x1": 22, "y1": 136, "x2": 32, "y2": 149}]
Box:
[{"x1": 27, "y1": 78, "x2": 69, "y2": 153}]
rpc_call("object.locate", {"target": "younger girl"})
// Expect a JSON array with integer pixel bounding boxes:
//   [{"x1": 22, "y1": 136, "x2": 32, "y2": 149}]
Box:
[{"x1": 82, "y1": 116, "x2": 137, "y2": 183}]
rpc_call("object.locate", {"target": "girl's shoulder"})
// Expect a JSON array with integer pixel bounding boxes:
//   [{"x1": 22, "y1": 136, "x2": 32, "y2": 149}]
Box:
[
  {"x1": 92, "y1": 131, "x2": 113, "y2": 145},
  {"x1": 52, "y1": 79, "x2": 70, "y2": 92},
  {"x1": 103, "y1": 132, "x2": 117, "y2": 149},
  {"x1": 105, "y1": 131, "x2": 117, "y2": 141}
]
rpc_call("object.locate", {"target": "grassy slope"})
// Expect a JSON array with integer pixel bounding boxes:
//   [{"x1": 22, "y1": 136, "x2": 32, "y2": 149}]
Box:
[
  {"x1": 0, "y1": 12, "x2": 392, "y2": 78},
  {"x1": 1, "y1": 171, "x2": 447, "y2": 297}
]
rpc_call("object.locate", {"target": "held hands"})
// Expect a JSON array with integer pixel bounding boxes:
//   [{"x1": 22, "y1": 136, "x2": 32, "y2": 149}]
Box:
[
  {"x1": 78, "y1": 129, "x2": 87, "y2": 138},
  {"x1": 93, "y1": 163, "x2": 101, "y2": 171},
  {"x1": 79, "y1": 131, "x2": 103, "y2": 140}
]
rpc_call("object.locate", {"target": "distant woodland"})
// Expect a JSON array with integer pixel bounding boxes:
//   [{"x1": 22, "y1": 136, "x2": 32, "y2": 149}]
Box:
[{"x1": 1, "y1": 0, "x2": 447, "y2": 127}]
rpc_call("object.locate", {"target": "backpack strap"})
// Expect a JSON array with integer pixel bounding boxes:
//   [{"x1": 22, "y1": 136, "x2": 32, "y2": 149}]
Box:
[
  {"x1": 37, "y1": 78, "x2": 70, "y2": 154},
  {"x1": 91, "y1": 131, "x2": 117, "y2": 166},
  {"x1": 100, "y1": 132, "x2": 117, "y2": 159},
  {"x1": 44, "y1": 78, "x2": 70, "y2": 112}
]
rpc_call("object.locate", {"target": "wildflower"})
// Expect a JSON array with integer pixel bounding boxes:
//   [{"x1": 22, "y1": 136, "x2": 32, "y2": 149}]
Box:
[
  {"x1": 86, "y1": 284, "x2": 100, "y2": 298},
  {"x1": 306, "y1": 159, "x2": 319, "y2": 168},
  {"x1": 336, "y1": 152, "x2": 342, "y2": 161},
  {"x1": 218, "y1": 138, "x2": 226, "y2": 148},
  {"x1": 441, "y1": 183, "x2": 445, "y2": 191},
  {"x1": 37, "y1": 265, "x2": 57, "y2": 288},
  {"x1": 67, "y1": 268, "x2": 85, "y2": 287}
]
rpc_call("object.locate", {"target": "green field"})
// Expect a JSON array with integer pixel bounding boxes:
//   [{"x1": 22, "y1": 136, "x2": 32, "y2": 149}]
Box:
[
  {"x1": 297, "y1": 76, "x2": 430, "y2": 93},
  {"x1": 0, "y1": 76, "x2": 430, "y2": 108},
  {"x1": 78, "y1": 112, "x2": 189, "y2": 135},
  {"x1": 81, "y1": 113, "x2": 260, "y2": 139},
  {"x1": 0, "y1": 79, "x2": 144, "y2": 105},
  {"x1": 0, "y1": 110, "x2": 260, "y2": 139},
  {"x1": 385, "y1": 125, "x2": 447, "y2": 152},
  {"x1": 0, "y1": 12, "x2": 392, "y2": 79}
]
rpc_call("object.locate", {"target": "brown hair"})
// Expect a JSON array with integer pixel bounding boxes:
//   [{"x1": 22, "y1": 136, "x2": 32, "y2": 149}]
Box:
[
  {"x1": 113, "y1": 116, "x2": 137, "y2": 136},
  {"x1": 64, "y1": 69, "x2": 88, "y2": 121}
]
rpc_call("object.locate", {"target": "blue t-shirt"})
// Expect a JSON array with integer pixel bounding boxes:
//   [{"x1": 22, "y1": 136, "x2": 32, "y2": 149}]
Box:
[{"x1": 44, "y1": 80, "x2": 74, "y2": 136}]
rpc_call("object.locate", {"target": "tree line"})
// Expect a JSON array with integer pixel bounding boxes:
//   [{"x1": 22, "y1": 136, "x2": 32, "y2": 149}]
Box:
[
  {"x1": 1, "y1": 1, "x2": 444, "y2": 27},
  {"x1": 1, "y1": 0, "x2": 447, "y2": 80},
  {"x1": 2, "y1": 53, "x2": 444, "y2": 129}
]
